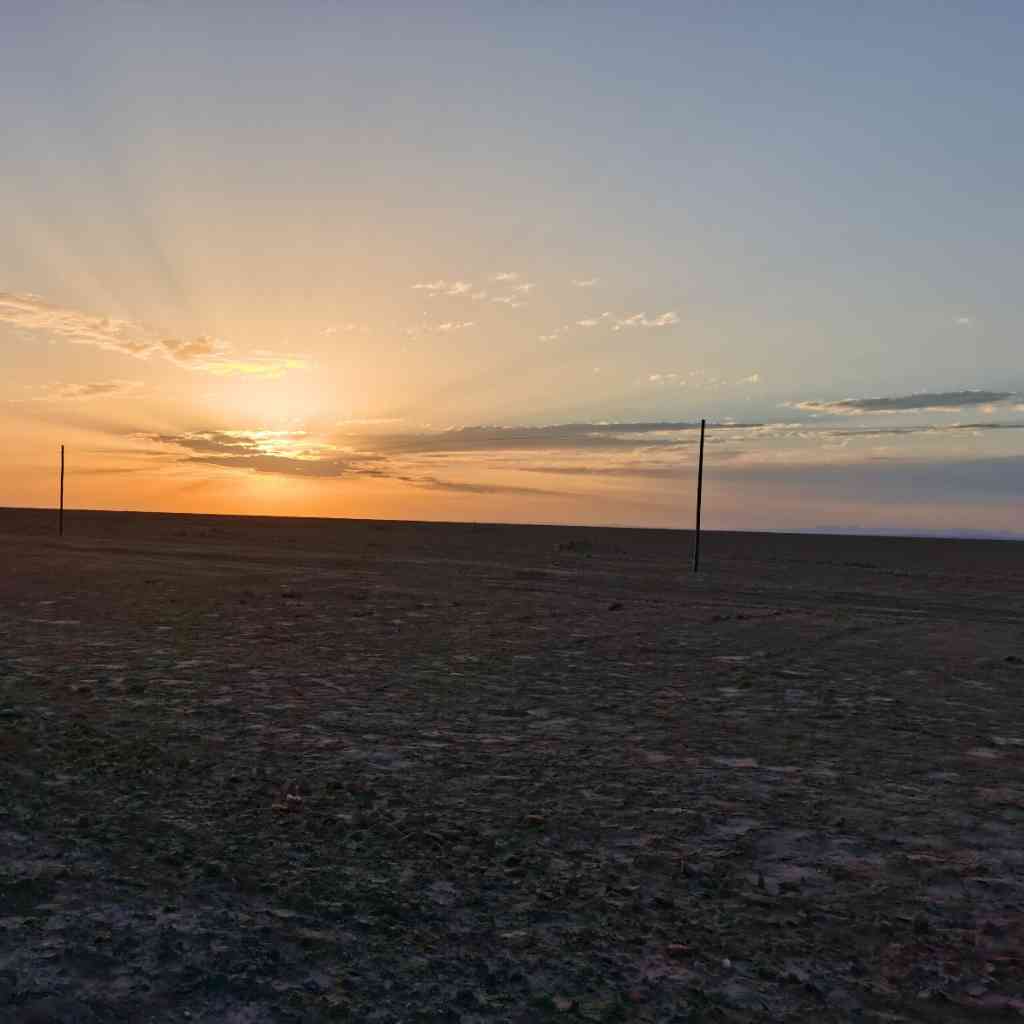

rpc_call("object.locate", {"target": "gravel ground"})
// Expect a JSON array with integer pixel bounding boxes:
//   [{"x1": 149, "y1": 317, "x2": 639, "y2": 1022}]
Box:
[{"x1": 1, "y1": 509, "x2": 1023, "y2": 1022}]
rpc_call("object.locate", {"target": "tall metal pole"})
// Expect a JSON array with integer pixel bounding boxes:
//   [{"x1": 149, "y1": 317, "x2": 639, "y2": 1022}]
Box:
[
  {"x1": 693, "y1": 419, "x2": 705, "y2": 572},
  {"x1": 59, "y1": 445, "x2": 64, "y2": 538}
]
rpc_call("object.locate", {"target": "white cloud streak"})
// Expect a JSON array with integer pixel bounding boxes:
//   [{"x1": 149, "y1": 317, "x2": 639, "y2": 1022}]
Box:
[
  {"x1": 0, "y1": 292, "x2": 307, "y2": 378},
  {"x1": 412, "y1": 280, "x2": 474, "y2": 297},
  {"x1": 611, "y1": 311, "x2": 680, "y2": 330},
  {"x1": 787, "y1": 390, "x2": 1017, "y2": 415},
  {"x1": 576, "y1": 312, "x2": 613, "y2": 327}
]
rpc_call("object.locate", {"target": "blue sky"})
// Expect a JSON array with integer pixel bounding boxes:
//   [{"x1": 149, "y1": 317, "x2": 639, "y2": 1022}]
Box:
[{"x1": 2, "y1": 2, "x2": 1023, "y2": 532}]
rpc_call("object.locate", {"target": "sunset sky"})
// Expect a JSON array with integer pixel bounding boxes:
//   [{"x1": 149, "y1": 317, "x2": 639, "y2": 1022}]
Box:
[{"x1": 4, "y1": 3, "x2": 1024, "y2": 534}]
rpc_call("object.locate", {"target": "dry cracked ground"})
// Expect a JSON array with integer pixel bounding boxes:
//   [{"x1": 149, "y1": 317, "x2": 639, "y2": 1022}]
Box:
[{"x1": 1, "y1": 508, "x2": 1023, "y2": 1022}]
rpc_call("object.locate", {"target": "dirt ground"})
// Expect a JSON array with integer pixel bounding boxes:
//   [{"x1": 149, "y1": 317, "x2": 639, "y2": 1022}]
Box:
[{"x1": 1, "y1": 507, "x2": 1023, "y2": 1022}]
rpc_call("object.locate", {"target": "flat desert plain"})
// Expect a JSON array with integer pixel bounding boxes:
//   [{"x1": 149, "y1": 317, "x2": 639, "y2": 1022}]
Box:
[{"x1": 1, "y1": 508, "x2": 1023, "y2": 1023}]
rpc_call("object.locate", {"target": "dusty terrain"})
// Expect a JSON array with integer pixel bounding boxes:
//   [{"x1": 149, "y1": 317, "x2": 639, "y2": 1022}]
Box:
[{"x1": 1, "y1": 507, "x2": 1023, "y2": 1022}]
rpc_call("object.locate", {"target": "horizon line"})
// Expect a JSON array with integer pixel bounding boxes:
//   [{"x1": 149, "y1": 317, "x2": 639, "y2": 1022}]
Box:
[{"x1": 1, "y1": 505, "x2": 1021, "y2": 544}]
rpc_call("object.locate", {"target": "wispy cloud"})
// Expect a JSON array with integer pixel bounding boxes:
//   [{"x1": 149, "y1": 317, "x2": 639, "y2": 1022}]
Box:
[
  {"x1": 185, "y1": 453, "x2": 384, "y2": 477},
  {"x1": 400, "y1": 474, "x2": 561, "y2": 496},
  {"x1": 158, "y1": 336, "x2": 228, "y2": 365},
  {"x1": 492, "y1": 295, "x2": 524, "y2": 307},
  {"x1": 334, "y1": 417, "x2": 405, "y2": 430},
  {"x1": 787, "y1": 390, "x2": 1017, "y2": 415},
  {"x1": 571, "y1": 310, "x2": 679, "y2": 331},
  {"x1": 142, "y1": 430, "x2": 386, "y2": 478},
  {"x1": 611, "y1": 311, "x2": 679, "y2": 330},
  {"x1": 368, "y1": 421, "x2": 714, "y2": 455},
  {"x1": 322, "y1": 323, "x2": 365, "y2": 335},
  {"x1": 572, "y1": 278, "x2": 599, "y2": 288},
  {"x1": 193, "y1": 356, "x2": 308, "y2": 379},
  {"x1": 539, "y1": 325, "x2": 571, "y2": 342},
  {"x1": 647, "y1": 368, "x2": 751, "y2": 388},
  {"x1": 404, "y1": 320, "x2": 476, "y2": 338},
  {"x1": 492, "y1": 271, "x2": 519, "y2": 282},
  {"x1": 412, "y1": 280, "x2": 474, "y2": 296},
  {"x1": 138, "y1": 426, "x2": 569, "y2": 492},
  {"x1": 1, "y1": 291, "x2": 154, "y2": 357},
  {"x1": 122, "y1": 414, "x2": 1024, "y2": 499},
  {"x1": 0, "y1": 292, "x2": 307, "y2": 378},
  {"x1": 26, "y1": 379, "x2": 143, "y2": 401}
]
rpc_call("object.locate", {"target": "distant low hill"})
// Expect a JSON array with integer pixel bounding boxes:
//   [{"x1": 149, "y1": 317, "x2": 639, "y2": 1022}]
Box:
[{"x1": 803, "y1": 526, "x2": 1023, "y2": 542}]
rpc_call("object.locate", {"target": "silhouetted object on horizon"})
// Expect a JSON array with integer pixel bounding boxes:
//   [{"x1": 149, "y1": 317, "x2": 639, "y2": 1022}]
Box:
[
  {"x1": 59, "y1": 444, "x2": 64, "y2": 538},
  {"x1": 693, "y1": 419, "x2": 705, "y2": 572}
]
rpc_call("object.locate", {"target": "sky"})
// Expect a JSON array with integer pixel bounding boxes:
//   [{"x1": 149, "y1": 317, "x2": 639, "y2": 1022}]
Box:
[{"x1": 3, "y1": 2, "x2": 1024, "y2": 534}]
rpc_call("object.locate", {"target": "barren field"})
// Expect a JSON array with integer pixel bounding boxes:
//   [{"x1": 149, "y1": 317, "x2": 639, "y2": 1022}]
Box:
[{"x1": 2, "y1": 507, "x2": 1023, "y2": 1022}]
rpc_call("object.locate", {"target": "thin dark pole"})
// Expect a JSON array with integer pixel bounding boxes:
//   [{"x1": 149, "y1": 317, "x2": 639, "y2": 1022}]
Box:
[
  {"x1": 59, "y1": 445, "x2": 64, "y2": 538},
  {"x1": 693, "y1": 419, "x2": 705, "y2": 572}
]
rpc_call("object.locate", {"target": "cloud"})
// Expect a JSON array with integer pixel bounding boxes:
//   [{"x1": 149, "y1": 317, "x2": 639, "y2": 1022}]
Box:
[
  {"x1": 612, "y1": 311, "x2": 679, "y2": 330},
  {"x1": 572, "y1": 278, "x2": 599, "y2": 288},
  {"x1": 492, "y1": 295, "x2": 524, "y2": 307},
  {"x1": 125, "y1": 413, "x2": 1024, "y2": 502},
  {"x1": 400, "y1": 474, "x2": 561, "y2": 496},
  {"x1": 825, "y1": 421, "x2": 1024, "y2": 439},
  {"x1": 492, "y1": 272, "x2": 519, "y2": 281},
  {"x1": 648, "y1": 368, "x2": 750, "y2": 388},
  {"x1": 28, "y1": 379, "x2": 143, "y2": 401},
  {"x1": 714, "y1": 455, "x2": 1024, "y2": 502},
  {"x1": 404, "y1": 320, "x2": 475, "y2": 338},
  {"x1": 412, "y1": 280, "x2": 474, "y2": 297},
  {"x1": 0, "y1": 291, "x2": 154, "y2": 357},
  {"x1": 576, "y1": 312, "x2": 613, "y2": 327},
  {"x1": 334, "y1": 417, "x2": 405, "y2": 429},
  {"x1": 539, "y1": 325, "x2": 570, "y2": 341},
  {"x1": 143, "y1": 430, "x2": 386, "y2": 478},
  {"x1": 368, "y1": 421, "x2": 715, "y2": 455},
  {"x1": 955, "y1": 316, "x2": 973, "y2": 326},
  {"x1": 788, "y1": 390, "x2": 1017, "y2": 415},
  {"x1": 527, "y1": 463, "x2": 698, "y2": 479},
  {"x1": 551, "y1": 308, "x2": 679, "y2": 334},
  {"x1": 184, "y1": 453, "x2": 385, "y2": 477},
  {"x1": 159, "y1": 336, "x2": 227, "y2": 365},
  {"x1": 322, "y1": 323, "x2": 364, "y2": 335},
  {"x1": 192, "y1": 356, "x2": 308, "y2": 379},
  {"x1": 0, "y1": 291, "x2": 306, "y2": 378}
]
